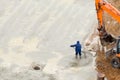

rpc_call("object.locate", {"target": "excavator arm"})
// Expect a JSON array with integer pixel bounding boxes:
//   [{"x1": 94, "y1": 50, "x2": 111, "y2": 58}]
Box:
[
  {"x1": 96, "y1": 0, "x2": 120, "y2": 27},
  {"x1": 96, "y1": 0, "x2": 120, "y2": 68},
  {"x1": 95, "y1": 0, "x2": 120, "y2": 46}
]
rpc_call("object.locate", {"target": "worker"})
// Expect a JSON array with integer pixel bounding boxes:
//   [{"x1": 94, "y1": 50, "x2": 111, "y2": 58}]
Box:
[{"x1": 70, "y1": 41, "x2": 82, "y2": 59}]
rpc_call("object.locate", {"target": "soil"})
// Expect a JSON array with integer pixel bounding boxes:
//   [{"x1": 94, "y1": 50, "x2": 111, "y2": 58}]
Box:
[{"x1": 96, "y1": 0, "x2": 120, "y2": 80}]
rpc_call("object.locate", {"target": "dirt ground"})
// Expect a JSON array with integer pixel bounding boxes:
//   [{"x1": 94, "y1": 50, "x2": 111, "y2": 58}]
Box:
[{"x1": 96, "y1": 0, "x2": 120, "y2": 80}]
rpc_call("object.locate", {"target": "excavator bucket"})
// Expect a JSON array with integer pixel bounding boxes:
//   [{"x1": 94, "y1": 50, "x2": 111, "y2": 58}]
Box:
[
  {"x1": 100, "y1": 34, "x2": 116, "y2": 46},
  {"x1": 98, "y1": 26, "x2": 116, "y2": 46}
]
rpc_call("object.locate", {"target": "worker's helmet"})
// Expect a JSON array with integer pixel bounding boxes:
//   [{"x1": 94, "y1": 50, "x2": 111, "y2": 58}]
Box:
[{"x1": 77, "y1": 41, "x2": 80, "y2": 44}]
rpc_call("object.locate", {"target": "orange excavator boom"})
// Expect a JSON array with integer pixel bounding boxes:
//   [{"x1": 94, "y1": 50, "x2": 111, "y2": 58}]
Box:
[
  {"x1": 95, "y1": 0, "x2": 120, "y2": 68},
  {"x1": 95, "y1": 0, "x2": 120, "y2": 46},
  {"x1": 95, "y1": 0, "x2": 120, "y2": 28}
]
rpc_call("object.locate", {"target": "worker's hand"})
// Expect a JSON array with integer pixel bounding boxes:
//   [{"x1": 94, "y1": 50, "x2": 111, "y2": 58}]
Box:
[{"x1": 70, "y1": 45, "x2": 74, "y2": 47}]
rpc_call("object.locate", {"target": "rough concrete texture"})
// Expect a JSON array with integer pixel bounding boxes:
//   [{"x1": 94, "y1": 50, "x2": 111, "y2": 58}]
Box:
[{"x1": 0, "y1": 0, "x2": 97, "y2": 80}]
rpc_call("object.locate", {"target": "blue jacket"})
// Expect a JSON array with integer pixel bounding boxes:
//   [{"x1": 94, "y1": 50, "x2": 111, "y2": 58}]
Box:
[{"x1": 70, "y1": 41, "x2": 82, "y2": 53}]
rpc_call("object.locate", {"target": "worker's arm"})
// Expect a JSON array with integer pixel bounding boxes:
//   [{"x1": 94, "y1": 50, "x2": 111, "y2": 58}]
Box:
[{"x1": 70, "y1": 44, "x2": 76, "y2": 47}]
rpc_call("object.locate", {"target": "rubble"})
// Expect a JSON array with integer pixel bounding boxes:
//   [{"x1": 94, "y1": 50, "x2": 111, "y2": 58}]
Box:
[{"x1": 96, "y1": 0, "x2": 120, "y2": 80}]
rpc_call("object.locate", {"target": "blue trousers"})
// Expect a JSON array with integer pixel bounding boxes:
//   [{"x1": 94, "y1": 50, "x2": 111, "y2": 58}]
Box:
[{"x1": 75, "y1": 51, "x2": 81, "y2": 56}]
